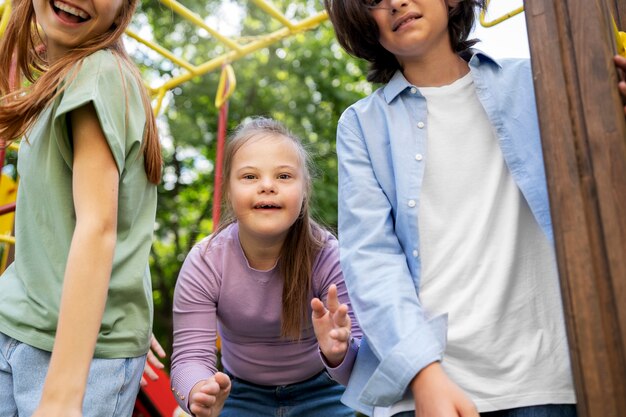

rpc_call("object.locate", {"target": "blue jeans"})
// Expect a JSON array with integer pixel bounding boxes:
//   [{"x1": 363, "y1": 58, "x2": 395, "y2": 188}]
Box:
[
  {"x1": 394, "y1": 405, "x2": 577, "y2": 417},
  {"x1": 0, "y1": 331, "x2": 146, "y2": 417},
  {"x1": 221, "y1": 369, "x2": 356, "y2": 417}
]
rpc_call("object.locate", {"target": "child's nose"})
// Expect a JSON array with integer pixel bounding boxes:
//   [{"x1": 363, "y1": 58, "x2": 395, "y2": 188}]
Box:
[
  {"x1": 258, "y1": 178, "x2": 276, "y2": 193},
  {"x1": 388, "y1": 0, "x2": 408, "y2": 11}
]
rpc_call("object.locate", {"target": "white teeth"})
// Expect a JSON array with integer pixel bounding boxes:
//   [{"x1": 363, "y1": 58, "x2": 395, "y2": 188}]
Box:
[{"x1": 53, "y1": 1, "x2": 90, "y2": 19}]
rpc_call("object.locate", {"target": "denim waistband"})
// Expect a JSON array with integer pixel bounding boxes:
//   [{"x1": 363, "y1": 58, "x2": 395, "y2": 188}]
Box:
[{"x1": 223, "y1": 368, "x2": 326, "y2": 389}]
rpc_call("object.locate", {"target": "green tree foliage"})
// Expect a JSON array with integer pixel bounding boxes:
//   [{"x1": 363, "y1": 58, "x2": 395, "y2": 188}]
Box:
[{"x1": 131, "y1": 0, "x2": 372, "y2": 358}]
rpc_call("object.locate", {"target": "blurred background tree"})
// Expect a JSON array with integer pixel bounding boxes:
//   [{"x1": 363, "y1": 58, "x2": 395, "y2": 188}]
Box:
[{"x1": 130, "y1": 0, "x2": 371, "y2": 361}]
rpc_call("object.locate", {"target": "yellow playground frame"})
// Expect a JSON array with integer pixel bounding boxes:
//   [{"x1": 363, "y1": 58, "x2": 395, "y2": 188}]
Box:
[{"x1": 0, "y1": 0, "x2": 329, "y2": 114}]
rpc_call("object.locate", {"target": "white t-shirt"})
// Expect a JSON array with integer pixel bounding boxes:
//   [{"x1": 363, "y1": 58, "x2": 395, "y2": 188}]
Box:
[{"x1": 374, "y1": 73, "x2": 575, "y2": 416}]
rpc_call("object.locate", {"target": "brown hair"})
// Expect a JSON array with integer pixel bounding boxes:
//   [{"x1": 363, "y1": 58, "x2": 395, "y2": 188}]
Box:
[
  {"x1": 324, "y1": 0, "x2": 486, "y2": 84},
  {"x1": 0, "y1": 0, "x2": 162, "y2": 183},
  {"x1": 213, "y1": 117, "x2": 325, "y2": 340}
]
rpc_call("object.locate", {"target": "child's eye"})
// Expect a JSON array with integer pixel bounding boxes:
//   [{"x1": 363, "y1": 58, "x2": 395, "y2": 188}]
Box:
[
  {"x1": 242, "y1": 174, "x2": 256, "y2": 180},
  {"x1": 278, "y1": 173, "x2": 292, "y2": 180},
  {"x1": 365, "y1": 0, "x2": 383, "y2": 6}
]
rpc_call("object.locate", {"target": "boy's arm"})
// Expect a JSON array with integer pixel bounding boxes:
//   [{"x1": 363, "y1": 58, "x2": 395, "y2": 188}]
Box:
[
  {"x1": 336, "y1": 116, "x2": 445, "y2": 406},
  {"x1": 33, "y1": 103, "x2": 119, "y2": 417}
]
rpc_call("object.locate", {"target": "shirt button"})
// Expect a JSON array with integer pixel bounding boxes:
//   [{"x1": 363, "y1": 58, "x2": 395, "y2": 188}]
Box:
[
  {"x1": 410, "y1": 87, "x2": 417, "y2": 94},
  {"x1": 415, "y1": 154, "x2": 423, "y2": 161},
  {"x1": 408, "y1": 199, "x2": 416, "y2": 208},
  {"x1": 417, "y1": 121, "x2": 425, "y2": 129},
  {"x1": 412, "y1": 250, "x2": 419, "y2": 257}
]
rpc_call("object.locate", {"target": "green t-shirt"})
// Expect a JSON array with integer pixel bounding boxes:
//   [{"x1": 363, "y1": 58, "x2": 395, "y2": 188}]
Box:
[{"x1": 0, "y1": 49, "x2": 157, "y2": 358}]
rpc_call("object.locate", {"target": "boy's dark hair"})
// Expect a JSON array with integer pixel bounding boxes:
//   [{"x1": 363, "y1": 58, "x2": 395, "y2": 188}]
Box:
[{"x1": 324, "y1": 0, "x2": 486, "y2": 84}]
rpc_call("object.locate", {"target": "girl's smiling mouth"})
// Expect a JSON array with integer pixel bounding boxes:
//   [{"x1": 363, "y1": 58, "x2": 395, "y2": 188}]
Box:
[{"x1": 51, "y1": 0, "x2": 91, "y2": 24}]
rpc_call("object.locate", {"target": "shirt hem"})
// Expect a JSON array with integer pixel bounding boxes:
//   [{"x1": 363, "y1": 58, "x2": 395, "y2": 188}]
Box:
[{"x1": 0, "y1": 323, "x2": 149, "y2": 359}]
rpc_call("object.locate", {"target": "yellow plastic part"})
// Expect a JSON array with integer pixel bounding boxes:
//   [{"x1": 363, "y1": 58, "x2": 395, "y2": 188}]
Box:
[
  {"x1": 612, "y1": 16, "x2": 626, "y2": 57},
  {"x1": 480, "y1": 0, "x2": 524, "y2": 28},
  {"x1": 0, "y1": 1, "x2": 10, "y2": 37},
  {"x1": 0, "y1": 173, "x2": 17, "y2": 272},
  {"x1": 215, "y1": 65, "x2": 237, "y2": 109}
]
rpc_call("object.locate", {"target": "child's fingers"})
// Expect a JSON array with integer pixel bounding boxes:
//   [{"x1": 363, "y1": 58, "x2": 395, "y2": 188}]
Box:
[
  {"x1": 330, "y1": 326, "x2": 351, "y2": 342},
  {"x1": 189, "y1": 394, "x2": 217, "y2": 417},
  {"x1": 334, "y1": 304, "x2": 351, "y2": 328},
  {"x1": 146, "y1": 349, "x2": 164, "y2": 371},
  {"x1": 311, "y1": 297, "x2": 327, "y2": 319},
  {"x1": 214, "y1": 372, "x2": 232, "y2": 392},
  {"x1": 150, "y1": 334, "x2": 167, "y2": 358},
  {"x1": 325, "y1": 284, "x2": 339, "y2": 313},
  {"x1": 311, "y1": 297, "x2": 326, "y2": 319},
  {"x1": 142, "y1": 360, "x2": 159, "y2": 381}
]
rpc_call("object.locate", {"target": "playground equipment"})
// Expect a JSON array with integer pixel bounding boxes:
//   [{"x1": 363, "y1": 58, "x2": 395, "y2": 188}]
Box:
[{"x1": 2, "y1": 0, "x2": 625, "y2": 414}]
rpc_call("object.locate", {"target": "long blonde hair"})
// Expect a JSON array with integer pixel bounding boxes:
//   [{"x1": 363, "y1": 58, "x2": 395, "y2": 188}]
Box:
[
  {"x1": 214, "y1": 117, "x2": 325, "y2": 340},
  {"x1": 0, "y1": 0, "x2": 162, "y2": 183}
]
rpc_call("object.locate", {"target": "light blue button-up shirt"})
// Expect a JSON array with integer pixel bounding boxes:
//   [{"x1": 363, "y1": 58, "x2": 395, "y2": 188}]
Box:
[{"x1": 337, "y1": 50, "x2": 553, "y2": 415}]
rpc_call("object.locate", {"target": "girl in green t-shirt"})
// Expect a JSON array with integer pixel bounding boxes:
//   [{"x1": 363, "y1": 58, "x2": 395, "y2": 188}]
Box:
[{"x1": 0, "y1": 1, "x2": 162, "y2": 416}]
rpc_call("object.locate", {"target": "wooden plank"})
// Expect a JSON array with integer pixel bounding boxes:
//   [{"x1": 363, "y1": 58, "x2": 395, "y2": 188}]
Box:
[
  {"x1": 524, "y1": 0, "x2": 626, "y2": 415},
  {"x1": 611, "y1": 0, "x2": 626, "y2": 28}
]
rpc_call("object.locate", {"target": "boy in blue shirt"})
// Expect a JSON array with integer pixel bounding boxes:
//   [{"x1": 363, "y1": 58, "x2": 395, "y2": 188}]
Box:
[{"x1": 324, "y1": 1, "x2": 626, "y2": 416}]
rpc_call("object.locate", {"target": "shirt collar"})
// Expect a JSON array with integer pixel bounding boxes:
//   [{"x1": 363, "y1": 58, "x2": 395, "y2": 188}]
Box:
[{"x1": 382, "y1": 49, "x2": 502, "y2": 104}]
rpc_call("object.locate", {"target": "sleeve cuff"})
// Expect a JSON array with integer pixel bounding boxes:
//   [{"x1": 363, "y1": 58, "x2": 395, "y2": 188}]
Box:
[
  {"x1": 359, "y1": 313, "x2": 448, "y2": 406},
  {"x1": 319, "y1": 337, "x2": 361, "y2": 386},
  {"x1": 170, "y1": 366, "x2": 214, "y2": 415}
]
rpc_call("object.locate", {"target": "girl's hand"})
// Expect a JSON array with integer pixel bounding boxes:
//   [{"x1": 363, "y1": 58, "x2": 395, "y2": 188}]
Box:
[
  {"x1": 311, "y1": 284, "x2": 352, "y2": 367},
  {"x1": 189, "y1": 372, "x2": 231, "y2": 417},
  {"x1": 411, "y1": 362, "x2": 478, "y2": 417},
  {"x1": 614, "y1": 55, "x2": 626, "y2": 115},
  {"x1": 140, "y1": 334, "x2": 167, "y2": 387}
]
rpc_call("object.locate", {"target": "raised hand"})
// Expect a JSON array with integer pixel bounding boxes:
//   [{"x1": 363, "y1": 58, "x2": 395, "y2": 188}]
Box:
[
  {"x1": 189, "y1": 372, "x2": 232, "y2": 417},
  {"x1": 311, "y1": 284, "x2": 352, "y2": 367}
]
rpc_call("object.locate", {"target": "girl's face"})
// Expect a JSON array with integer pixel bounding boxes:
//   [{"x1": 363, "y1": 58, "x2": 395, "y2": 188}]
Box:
[
  {"x1": 368, "y1": 0, "x2": 454, "y2": 65},
  {"x1": 32, "y1": 0, "x2": 124, "y2": 61},
  {"x1": 228, "y1": 134, "x2": 307, "y2": 245}
]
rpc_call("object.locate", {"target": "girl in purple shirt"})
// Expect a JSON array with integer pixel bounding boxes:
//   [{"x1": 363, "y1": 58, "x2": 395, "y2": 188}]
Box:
[{"x1": 170, "y1": 117, "x2": 361, "y2": 417}]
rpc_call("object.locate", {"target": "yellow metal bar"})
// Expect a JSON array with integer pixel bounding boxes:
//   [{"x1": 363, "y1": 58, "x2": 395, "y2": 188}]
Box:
[
  {"x1": 480, "y1": 0, "x2": 524, "y2": 28},
  {"x1": 159, "y1": 0, "x2": 242, "y2": 52},
  {"x1": 0, "y1": 235, "x2": 15, "y2": 244},
  {"x1": 126, "y1": 29, "x2": 198, "y2": 73},
  {"x1": 251, "y1": 0, "x2": 295, "y2": 29},
  {"x1": 0, "y1": 1, "x2": 11, "y2": 37},
  {"x1": 151, "y1": 10, "x2": 328, "y2": 93},
  {"x1": 215, "y1": 65, "x2": 236, "y2": 109},
  {"x1": 153, "y1": 88, "x2": 167, "y2": 116}
]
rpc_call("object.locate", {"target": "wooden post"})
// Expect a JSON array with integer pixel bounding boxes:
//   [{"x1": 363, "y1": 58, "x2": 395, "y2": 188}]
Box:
[
  {"x1": 524, "y1": 0, "x2": 626, "y2": 415},
  {"x1": 611, "y1": 0, "x2": 626, "y2": 27}
]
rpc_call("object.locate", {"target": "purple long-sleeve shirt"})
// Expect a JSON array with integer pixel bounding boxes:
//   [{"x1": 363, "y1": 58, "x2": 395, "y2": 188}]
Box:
[{"x1": 170, "y1": 223, "x2": 361, "y2": 412}]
